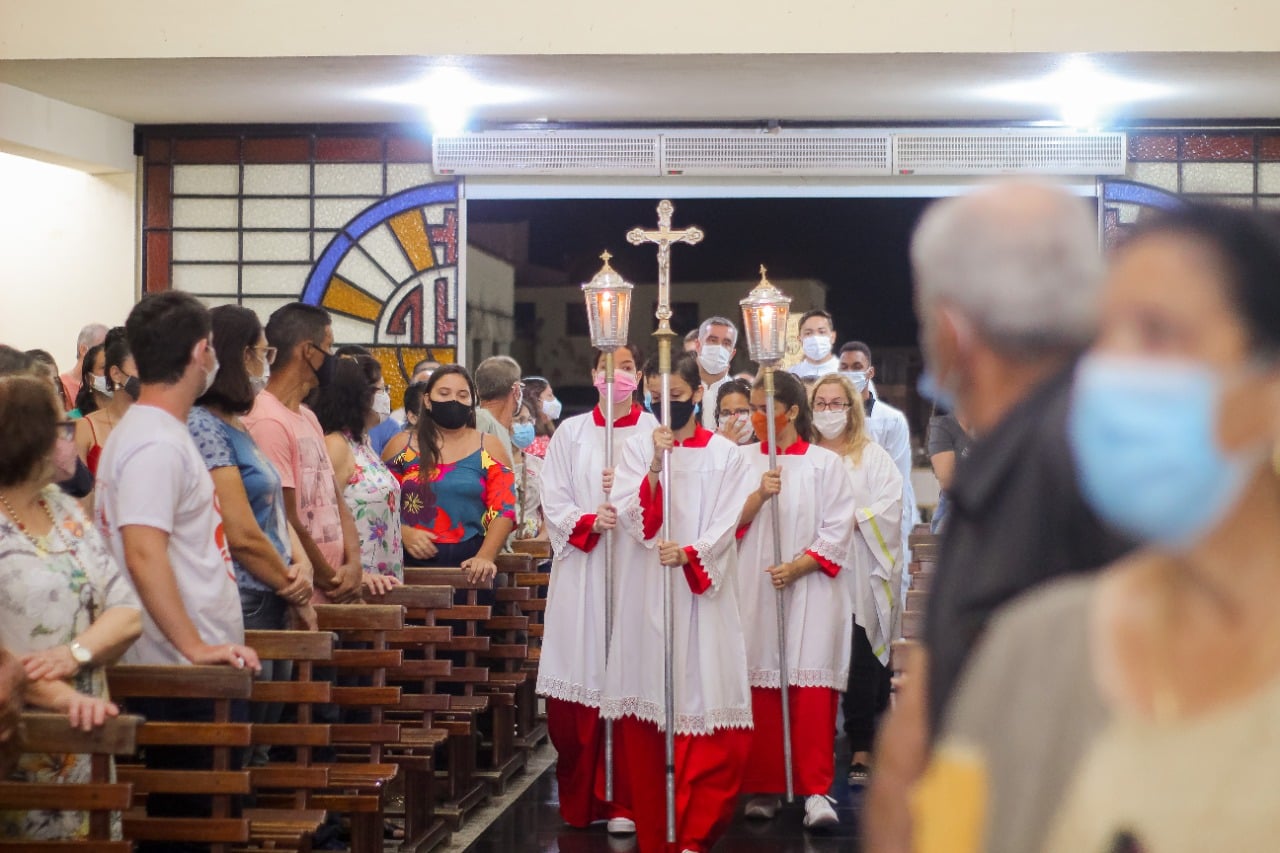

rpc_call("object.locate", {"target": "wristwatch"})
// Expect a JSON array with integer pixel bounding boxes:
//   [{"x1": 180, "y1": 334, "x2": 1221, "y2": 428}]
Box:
[{"x1": 68, "y1": 641, "x2": 92, "y2": 667}]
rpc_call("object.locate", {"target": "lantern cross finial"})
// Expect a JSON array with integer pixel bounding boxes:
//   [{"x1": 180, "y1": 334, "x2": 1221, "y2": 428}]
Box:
[
  {"x1": 627, "y1": 200, "x2": 704, "y2": 330},
  {"x1": 600, "y1": 249, "x2": 613, "y2": 266}
]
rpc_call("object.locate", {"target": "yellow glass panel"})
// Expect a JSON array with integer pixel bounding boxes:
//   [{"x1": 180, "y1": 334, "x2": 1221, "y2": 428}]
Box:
[
  {"x1": 321, "y1": 275, "x2": 383, "y2": 322},
  {"x1": 388, "y1": 208, "x2": 436, "y2": 272}
]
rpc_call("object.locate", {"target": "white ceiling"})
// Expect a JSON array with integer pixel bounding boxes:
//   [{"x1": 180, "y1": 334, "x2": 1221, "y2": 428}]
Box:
[{"x1": 1, "y1": 52, "x2": 1278, "y2": 126}]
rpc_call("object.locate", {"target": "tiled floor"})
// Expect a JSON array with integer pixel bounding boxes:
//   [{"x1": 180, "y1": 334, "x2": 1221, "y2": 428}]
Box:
[{"x1": 464, "y1": 744, "x2": 862, "y2": 852}]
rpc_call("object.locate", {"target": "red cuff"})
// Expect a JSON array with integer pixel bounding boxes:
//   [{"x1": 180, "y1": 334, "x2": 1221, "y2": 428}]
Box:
[
  {"x1": 682, "y1": 546, "x2": 712, "y2": 595},
  {"x1": 735, "y1": 523, "x2": 751, "y2": 540},
  {"x1": 806, "y1": 548, "x2": 840, "y2": 578},
  {"x1": 638, "y1": 477, "x2": 663, "y2": 540},
  {"x1": 569, "y1": 514, "x2": 602, "y2": 553}
]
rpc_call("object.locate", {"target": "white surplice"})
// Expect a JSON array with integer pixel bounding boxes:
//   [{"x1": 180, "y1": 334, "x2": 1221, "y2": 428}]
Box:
[
  {"x1": 537, "y1": 404, "x2": 659, "y2": 708},
  {"x1": 839, "y1": 442, "x2": 905, "y2": 665},
  {"x1": 603, "y1": 428, "x2": 755, "y2": 735},
  {"x1": 735, "y1": 441, "x2": 857, "y2": 690}
]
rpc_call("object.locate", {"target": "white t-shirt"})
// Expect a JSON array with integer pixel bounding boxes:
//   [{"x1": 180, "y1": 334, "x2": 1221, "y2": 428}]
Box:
[
  {"x1": 95, "y1": 404, "x2": 243, "y2": 665},
  {"x1": 787, "y1": 357, "x2": 840, "y2": 380}
]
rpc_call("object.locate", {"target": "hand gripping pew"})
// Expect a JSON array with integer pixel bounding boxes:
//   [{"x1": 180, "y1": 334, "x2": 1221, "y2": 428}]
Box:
[{"x1": 0, "y1": 711, "x2": 142, "y2": 852}]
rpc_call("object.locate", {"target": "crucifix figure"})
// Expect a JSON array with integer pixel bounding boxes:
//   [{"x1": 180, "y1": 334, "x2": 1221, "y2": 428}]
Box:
[{"x1": 627, "y1": 200, "x2": 705, "y2": 337}]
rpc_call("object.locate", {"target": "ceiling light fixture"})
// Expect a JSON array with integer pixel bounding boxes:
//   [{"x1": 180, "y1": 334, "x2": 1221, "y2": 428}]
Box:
[
  {"x1": 375, "y1": 67, "x2": 529, "y2": 136},
  {"x1": 983, "y1": 56, "x2": 1171, "y2": 129}
]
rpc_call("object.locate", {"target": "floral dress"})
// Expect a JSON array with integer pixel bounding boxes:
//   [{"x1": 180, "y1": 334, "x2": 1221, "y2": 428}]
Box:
[
  {"x1": 0, "y1": 486, "x2": 140, "y2": 840},
  {"x1": 343, "y1": 433, "x2": 404, "y2": 580}
]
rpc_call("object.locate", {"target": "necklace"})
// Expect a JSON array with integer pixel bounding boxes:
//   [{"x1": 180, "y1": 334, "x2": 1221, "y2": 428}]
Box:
[{"x1": 0, "y1": 490, "x2": 71, "y2": 555}]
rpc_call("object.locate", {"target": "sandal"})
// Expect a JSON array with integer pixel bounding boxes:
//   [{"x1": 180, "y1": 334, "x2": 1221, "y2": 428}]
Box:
[{"x1": 847, "y1": 762, "x2": 871, "y2": 787}]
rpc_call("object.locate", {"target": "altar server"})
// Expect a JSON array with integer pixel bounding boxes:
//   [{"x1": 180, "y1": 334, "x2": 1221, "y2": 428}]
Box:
[
  {"x1": 735, "y1": 369, "x2": 856, "y2": 830},
  {"x1": 537, "y1": 344, "x2": 658, "y2": 832},
  {"x1": 605, "y1": 353, "x2": 755, "y2": 853}
]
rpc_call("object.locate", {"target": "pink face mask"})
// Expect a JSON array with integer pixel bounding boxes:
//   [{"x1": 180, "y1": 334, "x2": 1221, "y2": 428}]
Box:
[{"x1": 593, "y1": 370, "x2": 638, "y2": 406}]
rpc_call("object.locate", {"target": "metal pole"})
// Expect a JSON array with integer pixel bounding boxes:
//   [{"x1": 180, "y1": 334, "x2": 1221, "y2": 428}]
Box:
[
  {"x1": 657, "y1": 332, "x2": 677, "y2": 844},
  {"x1": 603, "y1": 349, "x2": 616, "y2": 801},
  {"x1": 763, "y1": 365, "x2": 795, "y2": 802}
]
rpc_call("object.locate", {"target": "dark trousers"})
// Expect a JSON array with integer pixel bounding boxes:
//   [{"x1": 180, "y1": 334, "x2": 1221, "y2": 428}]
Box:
[
  {"x1": 842, "y1": 622, "x2": 892, "y2": 753},
  {"x1": 239, "y1": 588, "x2": 291, "y2": 766},
  {"x1": 127, "y1": 696, "x2": 246, "y2": 853}
]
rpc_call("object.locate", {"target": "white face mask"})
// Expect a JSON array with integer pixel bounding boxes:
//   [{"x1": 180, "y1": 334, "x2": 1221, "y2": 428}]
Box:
[
  {"x1": 697, "y1": 343, "x2": 731, "y2": 376},
  {"x1": 198, "y1": 346, "x2": 220, "y2": 396},
  {"x1": 91, "y1": 375, "x2": 113, "y2": 397},
  {"x1": 813, "y1": 409, "x2": 847, "y2": 439},
  {"x1": 542, "y1": 397, "x2": 562, "y2": 421},
  {"x1": 840, "y1": 370, "x2": 869, "y2": 394},
  {"x1": 250, "y1": 361, "x2": 270, "y2": 395},
  {"x1": 802, "y1": 336, "x2": 833, "y2": 362},
  {"x1": 372, "y1": 389, "x2": 392, "y2": 418},
  {"x1": 731, "y1": 413, "x2": 754, "y2": 444}
]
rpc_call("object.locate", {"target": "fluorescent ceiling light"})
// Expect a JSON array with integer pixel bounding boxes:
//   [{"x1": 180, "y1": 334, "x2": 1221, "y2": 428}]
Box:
[
  {"x1": 982, "y1": 57, "x2": 1171, "y2": 128},
  {"x1": 374, "y1": 67, "x2": 530, "y2": 135}
]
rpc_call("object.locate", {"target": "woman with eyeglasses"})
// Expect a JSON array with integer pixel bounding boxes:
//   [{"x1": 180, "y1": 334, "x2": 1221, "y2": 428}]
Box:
[
  {"x1": 0, "y1": 375, "x2": 142, "y2": 840},
  {"x1": 734, "y1": 369, "x2": 856, "y2": 831},
  {"x1": 715, "y1": 377, "x2": 756, "y2": 446},
  {"x1": 74, "y1": 328, "x2": 138, "y2": 478},
  {"x1": 810, "y1": 373, "x2": 904, "y2": 788},
  {"x1": 511, "y1": 394, "x2": 546, "y2": 540},
  {"x1": 521, "y1": 376, "x2": 561, "y2": 456}
]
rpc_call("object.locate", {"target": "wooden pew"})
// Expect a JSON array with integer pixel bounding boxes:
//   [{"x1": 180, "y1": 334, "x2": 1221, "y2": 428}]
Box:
[
  {"x1": 508, "y1": 558, "x2": 551, "y2": 751},
  {"x1": 0, "y1": 712, "x2": 141, "y2": 851},
  {"x1": 108, "y1": 665, "x2": 255, "y2": 853}
]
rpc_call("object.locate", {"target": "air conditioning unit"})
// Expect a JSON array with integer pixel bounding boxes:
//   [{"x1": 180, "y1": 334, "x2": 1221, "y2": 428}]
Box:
[
  {"x1": 893, "y1": 130, "x2": 1127, "y2": 176},
  {"x1": 433, "y1": 132, "x2": 660, "y2": 176},
  {"x1": 661, "y1": 130, "x2": 891, "y2": 176}
]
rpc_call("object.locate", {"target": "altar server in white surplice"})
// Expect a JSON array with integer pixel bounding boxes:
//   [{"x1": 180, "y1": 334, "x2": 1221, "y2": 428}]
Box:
[
  {"x1": 809, "y1": 372, "x2": 904, "y2": 788},
  {"x1": 537, "y1": 344, "x2": 657, "y2": 832},
  {"x1": 605, "y1": 354, "x2": 755, "y2": 853},
  {"x1": 735, "y1": 369, "x2": 856, "y2": 831}
]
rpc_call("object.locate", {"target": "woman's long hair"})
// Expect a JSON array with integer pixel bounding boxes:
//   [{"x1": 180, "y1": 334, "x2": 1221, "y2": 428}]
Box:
[
  {"x1": 416, "y1": 364, "x2": 478, "y2": 477},
  {"x1": 73, "y1": 343, "x2": 105, "y2": 415},
  {"x1": 811, "y1": 373, "x2": 872, "y2": 464},
  {"x1": 754, "y1": 369, "x2": 814, "y2": 444}
]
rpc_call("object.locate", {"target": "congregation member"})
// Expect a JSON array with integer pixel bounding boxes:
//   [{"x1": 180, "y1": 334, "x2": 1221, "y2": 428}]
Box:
[
  {"x1": 521, "y1": 375, "x2": 560, "y2": 457},
  {"x1": 917, "y1": 204, "x2": 1280, "y2": 853},
  {"x1": 384, "y1": 364, "x2": 515, "y2": 582},
  {"x1": 605, "y1": 354, "x2": 754, "y2": 853},
  {"x1": 0, "y1": 647, "x2": 21, "y2": 777},
  {"x1": 0, "y1": 375, "x2": 142, "y2": 840},
  {"x1": 380, "y1": 380, "x2": 426, "y2": 463},
  {"x1": 474, "y1": 355, "x2": 524, "y2": 465},
  {"x1": 364, "y1": 357, "x2": 430, "y2": 457},
  {"x1": 0, "y1": 350, "x2": 95, "y2": 503},
  {"x1": 25, "y1": 350, "x2": 71, "y2": 412},
  {"x1": 59, "y1": 323, "x2": 107, "y2": 407},
  {"x1": 245, "y1": 303, "x2": 364, "y2": 604},
  {"x1": 538, "y1": 343, "x2": 657, "y2": 834},
  {"x1": 735, "y1": 369, "x2": 855, "y2": 830},
  {"x1": 312, "y1": 354, "x2": 404, "y2": 587},
  {"x1": 787, "y1": 309, "x2": 840, "y2": 379},
  {"x1": 691, "y1": 315, "x2": 738, "y2": 430},
  {"x1": 682, "y1": 329, "x2": 700, "y2": 354},
  {"x1": 70, "y1": 342, "x2": 106, "y2": 417},
  {"x1": 838, "y1": 341, "x2": 920, "y2": 564},
  {"x1": 810, "y1": 373, "x2": 904, "y2": 786},
  {"x1": 927, "y1": 408, "x2": 973, "y2": 533},
  {"x1": 714, "y1": 377, "x2": 756, "y2": 446},
  {"x1": 512, "y1": 394, "x2": 546, "y2": 540},
  {"x1": 74, "y1": 327, "x2": 137, "y2": 477},
  {"x1": 94, "y1": 292, "x2": 262, "y2": 849},
  {"x1": 865, "y1": 181, "x2": 1131, "y2": 852}
]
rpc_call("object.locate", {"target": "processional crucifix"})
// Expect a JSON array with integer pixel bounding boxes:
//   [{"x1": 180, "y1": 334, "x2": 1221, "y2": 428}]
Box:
[{"x1": 625, "y1": 200, "x2": 704, "y2": 843}]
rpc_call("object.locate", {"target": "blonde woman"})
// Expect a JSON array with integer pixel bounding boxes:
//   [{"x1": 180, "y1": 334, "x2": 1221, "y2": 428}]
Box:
[{"x1": 810, "y1": 373, "x2": 904, "y2": 787}]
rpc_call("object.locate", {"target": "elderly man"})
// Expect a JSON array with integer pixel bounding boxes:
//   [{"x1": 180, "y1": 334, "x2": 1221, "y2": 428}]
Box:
[
  {"x1": 474, "y1": 355, "x2": 522, "y2": 466},
  {"x1": 60, "y1": 323, "x2": 107, "y2": 407},
  {"x1": 864, "y1": 181, "x2": 1130, "y2": 852}
]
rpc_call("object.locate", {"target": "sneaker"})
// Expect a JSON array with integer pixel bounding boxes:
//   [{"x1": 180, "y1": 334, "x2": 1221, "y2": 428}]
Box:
[
  {"x1": 606, "y1": 817, "x2": 636, "y2": 835},
  {"x1": 803, "y1": 794, "x2": 839, "y2": 829},
  {"x1": 744, "y1": 796, "x2": 781, "y2": 820}
]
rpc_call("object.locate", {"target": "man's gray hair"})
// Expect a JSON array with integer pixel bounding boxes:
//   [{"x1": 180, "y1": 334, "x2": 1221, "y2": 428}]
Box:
[
  {"x1": 474, "y1": 355, "x2": 522, "y2": 401},
  {"x1": 76, "y1": 323, "x2": 108, "y2": 352},
  {"x1": 698, "y1": 316, "x2": 738, "y2": 348},
  {"x1": 911, "y1": 181, "x2": 1103, "y2": 356}
]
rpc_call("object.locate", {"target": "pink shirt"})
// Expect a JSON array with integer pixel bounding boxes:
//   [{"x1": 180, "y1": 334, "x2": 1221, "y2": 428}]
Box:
[{"x1": 244, "y1": 391, "x2": 346, "y2": 579}]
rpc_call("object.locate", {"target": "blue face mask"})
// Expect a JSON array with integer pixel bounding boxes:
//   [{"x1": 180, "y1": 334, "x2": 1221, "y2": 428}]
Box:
[
  {"x1": 917, "y1": 369, "x2": 957, "y2": 413},
  {"x1": 512, "y1": 422, "x2": 536, "y2": 449},
  {"x1": 1068, "y1": 354, "x2": 1259, "y2": 552}
]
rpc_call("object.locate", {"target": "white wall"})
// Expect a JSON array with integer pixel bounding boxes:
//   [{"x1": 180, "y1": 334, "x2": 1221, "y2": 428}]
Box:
[
  {"x1": 465, "y1": 245, "x2": 516, "y2": 365},
  {"x1": 0, "y1": 152, "x2": 137, "y2": 368}
]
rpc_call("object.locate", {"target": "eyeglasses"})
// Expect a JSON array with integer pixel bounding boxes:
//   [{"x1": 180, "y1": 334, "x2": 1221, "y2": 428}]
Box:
[
  {"x1": 718, "y1": 407, "x2": 750, "y2": 419},
  {"x1": 56, "y1": 420, "x2": 76, "y2": 442},
  {"x1": 812, "y1": 401, "x2": 852, "y2": 413},
  {"x1": 251, "y1": 345, "x2": 278, "y2": 365}
]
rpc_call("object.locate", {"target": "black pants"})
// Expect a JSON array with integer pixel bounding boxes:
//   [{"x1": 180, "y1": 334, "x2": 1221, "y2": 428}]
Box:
[{"x1": 842, "y1": 622, "x2": 892, "y2": 754}]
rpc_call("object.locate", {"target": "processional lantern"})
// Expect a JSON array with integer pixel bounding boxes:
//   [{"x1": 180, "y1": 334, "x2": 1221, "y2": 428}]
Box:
[
  {"x1": 582, "y1": 250, "x2": 634, "y2": 352},
  {"x1": 739, "y1": 265, "x2": 793, "y2": 367}
]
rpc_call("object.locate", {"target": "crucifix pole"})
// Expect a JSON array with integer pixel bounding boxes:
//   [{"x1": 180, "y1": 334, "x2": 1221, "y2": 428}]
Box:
[{"x1": 627, "y1": 200, "x2": 704, "y2": 845}]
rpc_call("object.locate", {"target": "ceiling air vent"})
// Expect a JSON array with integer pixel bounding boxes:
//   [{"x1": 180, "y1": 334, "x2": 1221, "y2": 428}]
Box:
[
  {"x1": 433, "y1": 132, "x2": 660, "y2": 176},
  {"x1": 892, "y1": 131, "x2": 1127, "y2": 176},
  {"x1": 661, "y1": 131, "x2": 892, "y2": 176}
]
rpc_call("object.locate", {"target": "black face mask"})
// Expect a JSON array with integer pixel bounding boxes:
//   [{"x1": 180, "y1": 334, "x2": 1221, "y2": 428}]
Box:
[
  {"x1": 122, "y1": 376, "x2": 142, "y2": 401},
  {"x1": 310, "y1": 345, "x2": 335, "y2": 388},
  {"x1": 427, "y1": 399, "x2": 471, "y2": 430},
  {"x1": 667, "y1": 399, "x2": 697, "y2": 429}
]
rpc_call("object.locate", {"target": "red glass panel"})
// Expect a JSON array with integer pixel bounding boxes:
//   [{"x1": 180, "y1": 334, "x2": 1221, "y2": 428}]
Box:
[
  {"x1": 1180, "y1": 133, "x2": 1254, "y2": 162},
  {"x1": 173, "y1": 138, "x2": 242, "y2": 164},
  {"x1": 387, "y1": 136, "x2": 432, "y2": 163},
  {"x1": 1128, "y1": 134, "x2": 1178, "y2": 161},
  {"x1": 144, "y1": 232, "x2": 172, "y2": 293},
  {"x1": 243, "y1": 136, "x2": 313, "y2": 163},
  {"x1": 146, "y1": 138, "x2": 172, "y2": 164},
  {"x1": 1259, "y1": 135, "x2": 1280, "y2": 162},
  {"x1": 144, "y1": 165, "x2": 171, "y2": 229},
  {"x1": 315, "y1": 136, "x2": 383, "y2": 162}
]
